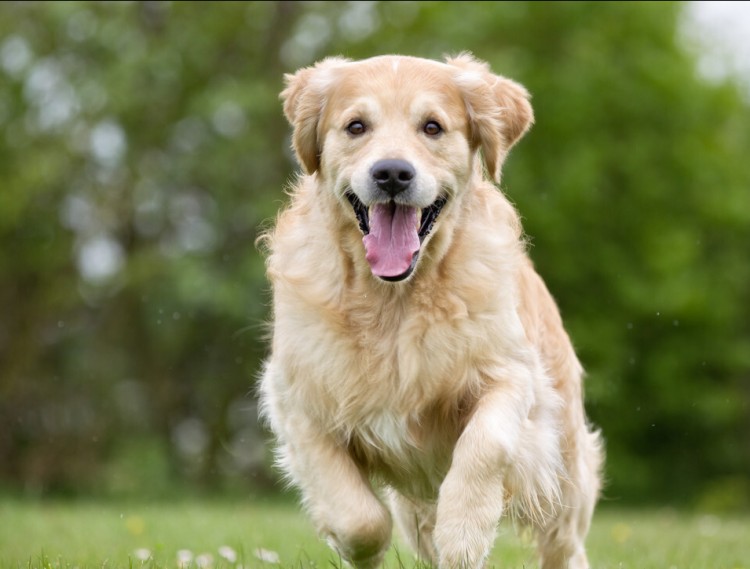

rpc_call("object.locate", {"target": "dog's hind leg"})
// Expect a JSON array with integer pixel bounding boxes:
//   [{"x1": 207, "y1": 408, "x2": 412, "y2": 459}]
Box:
[
  {"x1": 388, "y1": 489, "x2": 438, "y2": 566},
  {"x1": 536, "y1": 428, "x2": 603, "y2": 569}
]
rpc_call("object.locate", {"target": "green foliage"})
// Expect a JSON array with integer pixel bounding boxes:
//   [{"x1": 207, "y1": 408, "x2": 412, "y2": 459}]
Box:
[{"x1": 0, "y1": 1, "x2": 748, "y2": 506}]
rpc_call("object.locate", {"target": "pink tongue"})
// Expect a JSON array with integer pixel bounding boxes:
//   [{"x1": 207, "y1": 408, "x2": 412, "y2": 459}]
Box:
[{"x1": 363, "y1": 203, "x2": 420, "y2": 278}]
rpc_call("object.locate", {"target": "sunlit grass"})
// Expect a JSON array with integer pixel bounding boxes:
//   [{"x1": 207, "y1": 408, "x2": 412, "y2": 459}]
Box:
[{"x1": 1, "y1": 498, "x2": 748, "y2": 568}]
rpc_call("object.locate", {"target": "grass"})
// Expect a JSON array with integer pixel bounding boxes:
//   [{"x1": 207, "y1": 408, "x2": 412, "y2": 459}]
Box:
[{"x1": 0, "y1": 498, "x2": 748, "y2": 569}]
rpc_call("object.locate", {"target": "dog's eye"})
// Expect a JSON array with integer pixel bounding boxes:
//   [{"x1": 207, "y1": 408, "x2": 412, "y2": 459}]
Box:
[
  {"x1": 346, "y1": 121, "x2": 366, "y2": 136},
  {"x1": 423, "y1": 121, "x2": 442, "y2": 136}
]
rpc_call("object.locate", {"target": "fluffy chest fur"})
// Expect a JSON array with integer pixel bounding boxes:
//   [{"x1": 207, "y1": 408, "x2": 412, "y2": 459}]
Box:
[{"x1": 274, "y1": 285, "x2": 486, "y2": 498}]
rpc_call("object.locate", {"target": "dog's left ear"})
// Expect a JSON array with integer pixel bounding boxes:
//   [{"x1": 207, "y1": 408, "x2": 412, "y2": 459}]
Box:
[
  {"x1": 280, "y1": 57, "x2": 350, "y2": 174},
  {"x1": 446, "y1": 53, "x2": 533, "y2": 183}
]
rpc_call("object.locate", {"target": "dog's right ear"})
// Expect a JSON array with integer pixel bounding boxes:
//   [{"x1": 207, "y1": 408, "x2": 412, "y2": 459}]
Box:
[{"x1": 280, "y1": 57, "x2": 350, "y2": 174}]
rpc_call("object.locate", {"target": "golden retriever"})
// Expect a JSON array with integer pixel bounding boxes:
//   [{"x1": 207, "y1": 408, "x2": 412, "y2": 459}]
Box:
[{"x1": 260, "y1": 53, "x2": 603, "y2": 569}]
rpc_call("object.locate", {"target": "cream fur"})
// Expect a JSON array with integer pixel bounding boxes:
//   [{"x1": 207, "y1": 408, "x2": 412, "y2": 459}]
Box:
[{"x1": 260, "y1": 53, "x2": 603, "y2": 569}]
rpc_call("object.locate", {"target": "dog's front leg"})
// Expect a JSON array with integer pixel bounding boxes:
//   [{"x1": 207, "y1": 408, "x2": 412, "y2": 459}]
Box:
[
  {"x1": 434, "y1": 380, "x2": 531, "y2": 569},
  {"x1": 281, "y1": 424, "x2": 393, "y2": 569}
]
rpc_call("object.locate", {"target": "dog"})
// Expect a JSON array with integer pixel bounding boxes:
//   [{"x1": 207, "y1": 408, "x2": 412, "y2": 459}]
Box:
[{"x1": 259, "y1": 53, "x2": 603, "y2": 569}]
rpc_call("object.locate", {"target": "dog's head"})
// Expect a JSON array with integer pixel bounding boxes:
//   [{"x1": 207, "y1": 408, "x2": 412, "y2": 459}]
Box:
[{"x1": 281, "y1": 53, "x2": 533, "y2": 282}]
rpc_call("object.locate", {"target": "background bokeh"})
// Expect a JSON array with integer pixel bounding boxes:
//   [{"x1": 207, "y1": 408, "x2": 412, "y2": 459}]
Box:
[{"x1": 0, "y1": 1, "x2": 748, "y2": 510}]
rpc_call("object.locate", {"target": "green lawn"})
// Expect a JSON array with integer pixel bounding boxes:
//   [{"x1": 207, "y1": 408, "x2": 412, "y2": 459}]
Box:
[{"x1": 0, "y1": 498, "x2": 748, "y2": 569}]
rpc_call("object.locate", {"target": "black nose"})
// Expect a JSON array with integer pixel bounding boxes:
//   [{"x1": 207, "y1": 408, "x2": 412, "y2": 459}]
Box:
[{"x1": 370, "y1": 159, "x2": 415, "y2": 197}]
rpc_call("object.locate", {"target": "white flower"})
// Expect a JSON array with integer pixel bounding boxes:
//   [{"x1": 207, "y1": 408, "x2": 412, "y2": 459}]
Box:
[
  {"x1": 218, "y1": 546, "x2": 238, "y2": 563},
  {"x1": 133, "y1": 548, "x2": 152, "y2": 562},
  {"x1": 196, "y1": 553, "x2": 214, "y2": 568},
  {"x1": 176, "y1": 549, "x2": 194, "y2": 568},
  {"x1": 253, "y1": 548, "x2": 280, "y2": 564}
]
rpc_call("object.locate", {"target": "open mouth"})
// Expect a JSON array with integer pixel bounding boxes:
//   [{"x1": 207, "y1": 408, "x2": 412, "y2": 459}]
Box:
[{"x1": 345, "y1": 192, "x2": 447, "y2": 282}]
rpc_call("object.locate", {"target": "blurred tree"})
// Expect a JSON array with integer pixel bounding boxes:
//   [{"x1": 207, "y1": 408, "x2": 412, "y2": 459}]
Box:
[
  {"x1": 0, "y1": 1, "x2": 301, "y2": 496},
  {"x1": 0, "y1": 1, "x2": 747, "y2": 508}
]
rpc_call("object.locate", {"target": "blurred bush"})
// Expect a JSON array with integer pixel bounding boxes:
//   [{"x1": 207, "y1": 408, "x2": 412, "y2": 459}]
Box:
[{"x1": 0, "y1": 1, "x2": 747, "y2": 508}]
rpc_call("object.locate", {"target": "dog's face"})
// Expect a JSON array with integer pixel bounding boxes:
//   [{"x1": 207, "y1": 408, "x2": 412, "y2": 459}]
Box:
[{"x1": 281, "y1": 54, "x2": 533, "y2": 282}]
